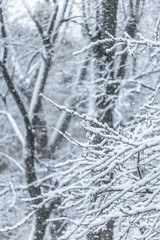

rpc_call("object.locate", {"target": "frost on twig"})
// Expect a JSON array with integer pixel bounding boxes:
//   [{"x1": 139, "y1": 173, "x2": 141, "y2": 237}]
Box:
[
  {"x1": 73, "y1": 33, "x2": 160, "y2": 57},
  {"x1": 40, "y1": 93, "x2": 117, "y2": 136},
  {"x1": 154, "y1": 17, "x2": 160, "y2": 42},
  {"x1": 0, "y1": 152, "x2": 24, "y2": 172},
  {"x1": 0, "y1": 210, "x2": 37, "y2": 233},
  {"x1": 0, "y1": 110, "x2": 25, "y2": 147},
  {"x1": 40, "y1": 93, "x2": 160, "y2": 239}
]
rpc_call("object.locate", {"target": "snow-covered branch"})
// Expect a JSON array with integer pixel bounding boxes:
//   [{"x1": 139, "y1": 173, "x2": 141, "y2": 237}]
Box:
[
  {"x1": 0, "y1": 110, "x2": 25, "y2": 147},
  {"x1": 73, "y1": 33, "x2": 160, "y2": 56},
  {"x1": 0, "y1": 210, "x2": 37, "y2": 233},
  {"x1": 40, "y1": 92, "x2": 160, "y2": 239}
]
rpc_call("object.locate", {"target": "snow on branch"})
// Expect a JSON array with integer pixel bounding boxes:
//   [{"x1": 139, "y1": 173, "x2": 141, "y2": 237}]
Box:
[
  {"x1": 39, "y1": 93, "x2": 160, "y2": 239},
  {"x1": 0, "y1": 110, "x2": 25, "y2": 147},
  {"x1": 40, "y1": 93, "x2": 117, "y2": 136},
  {"x1": 21, "y1": 0, "x2": 43, "y2": 36},
  {"x1": 154, "y1": 17, "x2": 160, "y2": 41},
  {"x1": 73, "y1": 32, "x2": 160, "y2": 56},
  {"x1": 0, "y1": 210, "x2": 37, "y2": 233},
  {"x1": 0, "y1": 152, "x2": 24, "y2": 172},
  {"x1": 28, "y1": 61, "x2": 45, "y2": 120},
  {"x1": 73, "y1": 37, "x2": 116, "y2": 55}
]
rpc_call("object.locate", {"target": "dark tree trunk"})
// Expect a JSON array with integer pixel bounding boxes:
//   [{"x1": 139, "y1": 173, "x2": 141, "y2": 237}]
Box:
[
  {"x1": 25, "y1": 129, "x2": 52, "y2": 240},
  {"x1": 88, "y1": 221, "x2": 114, "y2": 240},
  {"x1": 88, "y1": 2, "x2": 139, "y2": 239},
  {"x1": 87, "y1": 1, "x2": 118, "y2": 239},
  {"x1": 25, "y1": 130, "x2": 40, "y2": 199},
  {"x1": 92, "y1": 0, "x2": 118, "y2": 126},
  {"x1": 32, "y1": 102, "x2": 49, "y2": 157},
  {"x1": 117, "y1": 0, "x2": 139, "y2": 79},
  {"x1": 32, "y1": 57, "x2": 52, "y2": 158},
  {"x1": 34, "y1": 206, "x2": 51, "y2": 240},
  {"x1": 0, "y1": 2, "x2": 70, "y2": 239}
]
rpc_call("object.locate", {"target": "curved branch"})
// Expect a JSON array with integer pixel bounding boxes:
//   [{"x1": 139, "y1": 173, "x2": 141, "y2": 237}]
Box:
[
  {"x1": 21, "y1": 0, "x2": 43, "y2": 36},
  {"x1": 0, "y1": 1, "x2": 8, "y2": 64},
  {"x1": 0, "y1": 61, "x2": 31, "y2": 130}
]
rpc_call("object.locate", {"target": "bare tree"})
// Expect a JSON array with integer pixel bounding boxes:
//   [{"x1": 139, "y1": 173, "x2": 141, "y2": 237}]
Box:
[
  {"x1": 0, "y1": 0, "x2": 73, "y2": 239},
  {"x1": 117, "y1": 0, "x2": 145, "y2": 79},
  {"x1": 81, "y1": 0, "x2": 118, "y2": 127},
  {"x1": 81, "y1": 1, "x2": 118, "y2": 239},
  {"x1": 40, "y1": 42, "x2": 160, "y2": 238},
  {"x1": 1, "y1": 1, "x2": 160, "y2": 239}
]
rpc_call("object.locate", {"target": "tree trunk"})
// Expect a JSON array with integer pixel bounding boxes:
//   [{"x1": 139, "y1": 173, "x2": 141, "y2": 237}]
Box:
[
  {"x1": 87, "y1": 220, "x2": 114, "y2": 240},
  {"x1": 92, "y1": 0, "x2": 118, "y2": 126},
  {"x1": 25, "y1": 129, "x2": 52, "y2": 240},
  {"x1": 117, "y1": 0, "x2": 139, "y2": 79},
  {"x1": 34, "y1": 206, "x2": 50, "y2": 240},
  {"x1": 87, "y1": 1, "x2": 118, "y2": 239},
  {"x1": 32, "y1": 57, "x2": 52, "y2": 158}
]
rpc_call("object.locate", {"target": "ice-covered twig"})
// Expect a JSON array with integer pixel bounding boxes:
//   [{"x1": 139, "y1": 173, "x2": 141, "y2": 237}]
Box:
[
  {"x1": 21, "y1": 0, "x2": 43, "y2": 35},
  {"x1": 73, "y1": 38, "x2": 115, "y2": 55},
  {"x1": 52, "y1": 127, "x2": 90, "y2": 149},
  {"x1": 47, "y1": 217, "x2": 78, "y2": 225},
  {"x1": 0, "y1": 210, "x2": 37, "y2": 232},
  {"x1": 0, "y1": 110, "x2": 25, "y2": 147},
  {"x1": 40, "y1": 93, "x2": 117, "y2": 136},
  {"x1": 73, "y1": 34, "x2": 160, "y2": 56},
  {"x1": 0, "y1": 152, "x2": 24, "y2": 172},
  {"x1": 155, "y1": 17, "x2": 160, "y2": 41},
  {"x1": 28, "y1": 60, "x2": 45, "y2": 120},
  {"x1": 9, "y1": 181, "x2": 16, "y2": 209}
]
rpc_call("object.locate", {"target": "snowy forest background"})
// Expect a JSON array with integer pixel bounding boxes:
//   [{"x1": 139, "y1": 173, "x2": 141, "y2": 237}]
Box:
[{"x1": 1, "y1": 0, "x2": 160, "y2": 239}]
